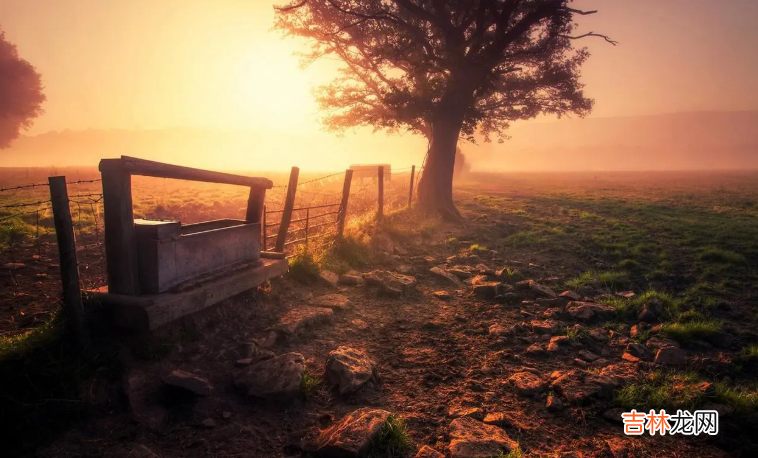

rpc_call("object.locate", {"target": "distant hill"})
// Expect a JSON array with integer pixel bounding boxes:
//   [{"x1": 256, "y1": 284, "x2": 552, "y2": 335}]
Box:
[{"x1": 482, "y1": 110, "x2": 758, "y2": 171}]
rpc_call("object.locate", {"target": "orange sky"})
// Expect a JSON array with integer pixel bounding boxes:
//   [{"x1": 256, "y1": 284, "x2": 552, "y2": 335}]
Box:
[{"x1": 1, "y1": 0, "x2": 757, "y2": 170}]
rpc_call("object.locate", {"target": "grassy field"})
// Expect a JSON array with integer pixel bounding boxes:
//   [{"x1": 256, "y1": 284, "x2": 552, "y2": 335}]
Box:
[{"x1": 2, "y1": 168, "x2": 758, "y2": 456}]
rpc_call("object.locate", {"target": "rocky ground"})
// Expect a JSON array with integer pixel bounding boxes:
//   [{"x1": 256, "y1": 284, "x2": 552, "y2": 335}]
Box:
[{"x1": 34, "y1": 209, "x2": 757, "y2": 458}]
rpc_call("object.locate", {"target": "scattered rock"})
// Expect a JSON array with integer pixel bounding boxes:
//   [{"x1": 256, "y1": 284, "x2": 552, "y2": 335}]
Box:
[
  {"x1": 589, "y1": 329, "x2": 610, "y2": 342},
  {"x1": 473, "y1": 282, "x2": 500, "y2": 299},
  {"x1": 448, "y1": 416, "x2": 519, "y2": 458},
  {"x1": 200, "y1": 418, "x2": 216, "y2": 428},
  {"x1": 326, "y1": 346, "x2": 379, "y2": 395},
  {"x1": 630, "y1": 323, "x2": 649, "y2": 338},
  {"x1": 638, "y1": 307, "x2": 659, "y2": 323},
  {"x1": 530, "y1": 320, "x2": 561, "y2": 335},
  {"x1": 550, "y1": 370, "x2": 617, "y2": 404},
  {"x1": 573, "y1": 358, "x2": 589, "y2": 369},
  {"x1": 363, "y1": 270, "x2": 418, "y2": 295},
  {"x1": 465, "y1": 274, "x2": 489, "y2": 286},
  {"x1": 163, "y1": 370, "x2": 211, "y2": 396},
  {"x1": 546, "y1": 395, "x2": 564, "y2": 412},
  {"x1": 508, "y1": 371, "x2": 547, "y2": 396},
  {"x1": 559, "y1": 290, "x2": 581, "y2": 301},
  {"x1": 319, "y1": 270, "x2": 340, "y2": 287},
  {"x1": 616, "y1": 291, "x2": 636, "y2": 298},
  {"x1": 302, "y1": 408, "x2": 391, "y2": 457},
  {"x1": 233, "y1": 352, "x2": 305, "y2": 400},
  {"x1": 475, "y1": 263, "x2": 495, "y2": 275},
  {"x1": 371, "y1": 233, "x2": 395, "y2": 254},
  {"x1": 654, "y1": 347, "x2": 687, "y2": 366},
  {"x1": 415, "y1": 445, "x2": 445, "y2": 458},
  {"x1": 526, "y1": 343, "x2": 546, "y2": 357},
  {"x1": 313, "y1": 293, "x2": 351, "y2": 311},
  {"x1": 706, "y1": 330, "x2": 735, "y2": 348},
  {"x1": 645, "y1": 336, "x2": 679, "y2": 350},
  {"x1": 566, "y1": 302, "x2": 616, "y2": 322},
  {"x1": 449, "y1": 267, "x2": 475, "y2": 279},
  {"x1": 528, "y1": 280, "x2": 557, "y2": 298},
  {"x1": 626, "y1": 343, "x2": 652, "y2": 360},
  {"x1": 605, "y1": 437, "x2": 632, "y2": 458},
  {"x1": 430, "y1": 267, "x2": 463, "y2": 285},
  {"x1": 351, "y1": 319, "x2": 370, "y2": 331},
  {"x1": 338, "y1": 274, "x2": 364, "y2": 286},
  {"x1": 547, "y1": 335, "x2": 570, "y2": 352},
  {"x1": 447, "y1": 406, "x2": 485, "y2": 420},
  {"x1": 433, "y1": 290, "x2": 452, "y2": 300},
  {"x1": 276, "y1": 307, "x2": 333, "y2": 335},
  {"x1": 578, "y1": 350, "x2": 599, "y2": 362}
]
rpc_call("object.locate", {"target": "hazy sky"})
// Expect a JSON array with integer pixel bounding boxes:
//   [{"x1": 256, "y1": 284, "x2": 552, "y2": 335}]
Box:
[{"x1": 1, "y1": 0, "x2": 757, "y2": 169}]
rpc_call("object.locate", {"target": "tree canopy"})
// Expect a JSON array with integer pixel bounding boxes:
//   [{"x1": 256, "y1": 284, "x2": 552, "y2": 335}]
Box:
[
  {"x1": 0, "y1": 28, "x2": 46, "y2": 149},
  {"x1": 275, "y1": 0, "x2": 614, "y2": 143}
]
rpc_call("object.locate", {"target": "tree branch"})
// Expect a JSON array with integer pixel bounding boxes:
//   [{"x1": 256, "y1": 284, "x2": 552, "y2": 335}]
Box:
[{"x1": 560, "y1": 32, "x2": 618, "y2": 45}]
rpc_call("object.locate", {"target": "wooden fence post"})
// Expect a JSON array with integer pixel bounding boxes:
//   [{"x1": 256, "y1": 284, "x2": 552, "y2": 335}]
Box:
[
  {"x1": 48, "y1": 176, "x2": 87, "y2": 349},
  {"x1": 377, "y1": 165, "x2": 384, "y2": 221},
  {"x1": 99, "y1": 159, "x2": 140, "y2": 295},
  {"x1": 275, "y1": 166, "x2": 299, "y2": 252},
  {"x1": 408, "y1": 165, "x2": 415, "y2": 208},
  {"x1": 262, "y1": 205, "x2": 267, "y2": 252},
  {"x1": 337, "y1": 169, "x2": 353, "y2": 239}
]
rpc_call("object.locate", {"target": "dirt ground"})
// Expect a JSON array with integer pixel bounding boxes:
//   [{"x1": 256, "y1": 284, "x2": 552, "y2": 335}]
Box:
[{"x1": 37, "y1": 231, "x2": 747, "y2": 456}]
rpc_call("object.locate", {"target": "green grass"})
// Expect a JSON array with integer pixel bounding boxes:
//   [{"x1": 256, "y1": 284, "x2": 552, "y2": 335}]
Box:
[
  {"x1": 606, "y1": 290, "x2": 682, "y2": 321},
  {"x1": 504, "y1": 231, "x2": 546, "y2": 248},
  {"x1": 739, "y1": 345, "x2": 758, "y2": 359},
  {"x1": 469, "y1": 243, "x2": 489, "y2": 254},
  {"x1": 368, "y1": 415, "x2": 412, "y2": 458},
  {"x1": 566, "y1": 326, "x2": 589, "y2": 341},
  {"x1": 288, "y1": 247, "x2": 321, "y2": 283},
  {"x1": 300, "y1": 369, "x2": 320, "y2": 399},
  {"x1": 698, "y1": 247, "x2": 746, "y2": 265},
  {"x1": 490, "y1": 449, "x2": 524, "y2": 458},
  {"x1": 319, "y1": 236, "x2": 370, "y2": 274},
  {"x1": 661, "y1": 320, "x2": 723, "y2": 343},
  {"x1": 565, "y1": 270, "x2": 628, "y2": 291},
  {"x1": 615, "y1": 371, "x2": 707, "y2": 411}
]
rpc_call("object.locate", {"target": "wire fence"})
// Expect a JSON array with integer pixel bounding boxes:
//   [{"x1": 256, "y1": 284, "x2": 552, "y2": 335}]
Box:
[
  {"x1": 0, "y1": 165, "x2": 421, "y2": 335},
  {"x1": 263, "y1": 165, "x2": 422, "y2": 256}
]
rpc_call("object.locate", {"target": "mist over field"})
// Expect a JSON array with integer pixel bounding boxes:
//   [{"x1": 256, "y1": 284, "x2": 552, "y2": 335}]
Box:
[{"x1": 3, "y1": 110, "x2": 756, "y2": 172}]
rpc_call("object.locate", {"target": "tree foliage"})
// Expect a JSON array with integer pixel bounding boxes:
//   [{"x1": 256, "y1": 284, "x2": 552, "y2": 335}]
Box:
[
  {"x1": 0, "y1": 28, "x2": 46, "y2": 149},
  {"x1": 274, "y1": 0, "x2": 614, "y2": 143}
]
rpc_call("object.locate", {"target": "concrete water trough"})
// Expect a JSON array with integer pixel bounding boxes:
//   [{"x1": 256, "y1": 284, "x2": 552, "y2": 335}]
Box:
[{"x1": 134, "y1": 218, "x2": 261, "y2": 294}]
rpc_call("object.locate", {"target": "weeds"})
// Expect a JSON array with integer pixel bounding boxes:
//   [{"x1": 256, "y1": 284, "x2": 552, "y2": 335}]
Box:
[
  {"x1": 369, "y1": 415, "x2": 412, "y2": 458},
  {"x1": 469, "y1": 243, "x2": 489, "y2": 254},
  {"x1": 289, "y1": 247, "x2": 320, "y2": 283},
  {"x1": 661, "y1": 320, "x2": 723, "y2": 343},
  {"x1": 566, "y1": 270, "x2": 628, "y2": 291},
  {"x1": 300, "y1": 369, "x2": 320, "y2": 399},
  {"x1": 698, "y1": 247, "x2": 746, "y2": 265}
]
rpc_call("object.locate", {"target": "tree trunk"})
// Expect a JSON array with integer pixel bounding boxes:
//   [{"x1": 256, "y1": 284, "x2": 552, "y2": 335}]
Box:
[{"x1": 417, "y1": 113, "x2": 465, "y2": 221}]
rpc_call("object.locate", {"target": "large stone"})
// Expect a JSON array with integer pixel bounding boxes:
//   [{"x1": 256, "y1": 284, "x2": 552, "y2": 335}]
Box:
[
  {"x1": 528, "y1": 280, "x2": 557, "y2": 298},
  {"x1": 654, "y1": 346, "x2": 687, "y2": 366},
  {"x1": 313, "y1": 294, "x2": 352, "y2": 311},
  {"x1": 415, "y1": 445, "x2": 445, "y2": 458},
  {"x1": 338, "y1": 274, "x2": 364, "y2": 286},
  {"x1": 233, "y1": 352, "x2": 305, "y2": 400},
  {"x1": 448, "y1": 416, "x2": 519, "y2": 458},
  {"x1": 276, "y1": 307, "x2": 333, "y2": 335},
  {"x1": 559, "y1": 290, "x2": 582, "y2": 301},
  {"x1": 163, "y1": 370, "x2": 211, "y2": 396},
  {"x1": 363, "y1": 270, "x2": 417, "y2": 295},
  {"x1": 566, "y1": 301, "x2": 617, "y2": 322},
  {"x1": 430, "y1": 267, "x2": 463, "y2": 285},
  {"x1": 326, "y1": 347, "x2": 378, "y2": 395},
  {"x1": 320, "y1": 270, "x2": 340, "y2": 287},
  {"x1": 646, "y1": 336, "x2": 679, "y2": 350},
  {"x1": 473, "y1": 282, "x2": 500, "y2": 299},
  {"x1": 626, "y1": 343, "x2": 652, "y2": 360},
  {"x1": 507, "y1": 371, "x2": 547, "y2": 396},
  {"x1": 550, "y1": 370, "x2": 617, "y2": 404},
  {"x1": 530, "y1": 320, "x2": 561, "y2": 335},
  {"x1": 302, "y1": 408, "x2": 391, "y2": 457},
  {"x1": 547, "y1": 335, "x2": 570, "y2": 352}
]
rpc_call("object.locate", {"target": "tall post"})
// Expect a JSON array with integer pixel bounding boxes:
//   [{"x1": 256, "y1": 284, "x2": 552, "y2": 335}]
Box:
[
  {"x1": 245, "y1": 187, "x2": 266, "y2": 224},
  {"x1": 99, "y1": 159, "x2": 140, "y2": 295},
  {"x1": 377, "y1": 165, "x2": 384, "y2": 221},
  {"x1": 275, "y1": 166, "x2": 300, "y2": 252},
  {"x1": 262, "y1": 205, "x2": 267, "y2": 252},
  {"x1": 48, "y1": 176, "x2": 87, "y2": 349},
  {"x1": 337, "y1": 169, "x2": 353, "y2": 239},
  {"x1": 408, "y1": 165, "x2": 416, "y2": 208},
  {"x1": 305, "y1": 208, "x2": 310, "y2": 248}
]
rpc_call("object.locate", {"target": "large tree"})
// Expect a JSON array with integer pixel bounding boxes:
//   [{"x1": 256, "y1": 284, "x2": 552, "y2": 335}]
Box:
[
  {"x1": 0, "y1": 27, "x2": 45, "y2": 149},
  {"x1": 274, "y1": 0, "x2": 614, "y2": 219}
]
